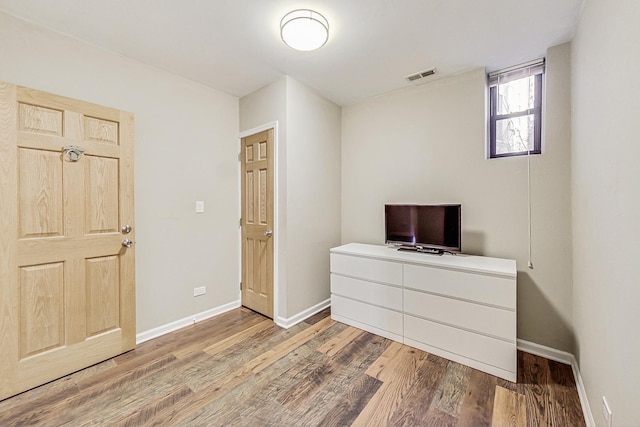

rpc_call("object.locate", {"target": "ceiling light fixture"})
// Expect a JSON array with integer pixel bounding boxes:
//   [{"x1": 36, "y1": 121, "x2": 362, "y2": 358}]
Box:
[{"x1": 280, "y1": 9, "x2": 329, "y2": 51}]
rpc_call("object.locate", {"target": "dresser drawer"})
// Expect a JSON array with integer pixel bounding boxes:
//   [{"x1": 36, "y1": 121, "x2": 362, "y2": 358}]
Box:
[
  {"x1": 403, "y1": 289, "x2": 515, "y2": 341},
  {"x1": 331, "y1": 253, "x2": 402, "y2": 286},
  {"x1": 403, "y1": 263, "x2": 515, "y2": 309},
  {"x1": 404, "y1": 314, "x2": 516, "y2": 373},
  {"x1": 331, "y1": 274, "x2": 402, "y2": 311},
  {"x1": 331, "y1": 294, "x2": 403, "y2": 337}
]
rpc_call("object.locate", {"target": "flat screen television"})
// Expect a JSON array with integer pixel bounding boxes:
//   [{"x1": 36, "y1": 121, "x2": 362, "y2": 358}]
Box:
[{"x1": 385, "y1": 204, "x2": 461, "y2": 252}]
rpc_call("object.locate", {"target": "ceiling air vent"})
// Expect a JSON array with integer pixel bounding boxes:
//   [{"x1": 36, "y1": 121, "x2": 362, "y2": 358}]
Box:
[{"x1": 405, "y1": 67, "x2": 437, "y2": 85}]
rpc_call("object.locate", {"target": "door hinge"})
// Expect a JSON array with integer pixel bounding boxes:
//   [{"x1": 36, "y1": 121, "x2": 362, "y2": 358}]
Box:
[
  {"x1": 238, "y1": 152, "x2": 241, "y2": 161},
  {"x1": 240, "y1": 282, "x2": 242, "y2": 290},
  {"x1": 239, "y1": 217, "x2": 242, "y2": 226}
]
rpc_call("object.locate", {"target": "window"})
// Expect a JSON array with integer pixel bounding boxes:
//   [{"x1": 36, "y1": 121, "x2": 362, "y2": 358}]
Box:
[{"x1": 488, "y1": 59, "x2": 544, "y2": 158}]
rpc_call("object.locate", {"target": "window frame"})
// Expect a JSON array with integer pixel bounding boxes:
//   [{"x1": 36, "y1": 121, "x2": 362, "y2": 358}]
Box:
[{"x1": 488, "y1": 68, "x2": 543, "y2": 159}]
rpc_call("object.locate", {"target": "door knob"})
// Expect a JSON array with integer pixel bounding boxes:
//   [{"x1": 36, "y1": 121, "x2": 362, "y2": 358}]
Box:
[
  {"x1": 122, "y1": 225, "x2": 132, "y2": 234},
  {"x1": 264, "y1": 230, "x2": 273, "y2": 237},
  {"x1": 122, "y1": 239, "x2": 133, "y2": 248}
]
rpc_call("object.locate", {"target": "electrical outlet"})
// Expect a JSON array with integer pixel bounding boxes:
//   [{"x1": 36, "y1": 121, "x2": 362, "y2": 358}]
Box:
[
  {"x1": 195, "y1": 200, "x2": 205, "y2": 213},
  {"x1": 602, "y1": 396, "x2": 612, "y2": 427},
  {"x1": 193, "y1": 286, "x2": 206, "y2": 297}
]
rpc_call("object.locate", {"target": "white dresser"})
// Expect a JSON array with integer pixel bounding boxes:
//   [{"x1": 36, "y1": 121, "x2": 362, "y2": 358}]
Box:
[{"x1": 330, "y1": 243, "x2": 517, "y2": 382}]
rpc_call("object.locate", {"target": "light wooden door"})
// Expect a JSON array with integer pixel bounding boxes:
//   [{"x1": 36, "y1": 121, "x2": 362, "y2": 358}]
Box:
[
  {"x1": 0, "y1": 83, "x2": 135, "y2": 400},
  {"x1": 241, "y1": 129, "x2": 274, "y2": 318}
]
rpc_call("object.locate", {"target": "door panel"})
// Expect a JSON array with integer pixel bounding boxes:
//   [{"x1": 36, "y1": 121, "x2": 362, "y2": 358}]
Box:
[
  {"x1": 85, "y1": 155, "x2": 119, "y2": 234},
  {"x1": 18, "y1": 103, "x2": 63, "y2": 136},
  {"x1": 19, "y1": 262, "x2": 65, "y2": 357},
  {"x1": 86, "y1": 255, "x2": 121, "y2": 336},
  {"x1": 18, "y1": 148, "x2": 64, "y2": 238},
  {"x1": 241, "y1": 129, "x2": 274, "y2": 318},
  {"x1": 0, "y1": 82, "x2": 135, "y2": 400},
  {"x1": 84, "y1": 116, "x2": 119, "y2": 144}
]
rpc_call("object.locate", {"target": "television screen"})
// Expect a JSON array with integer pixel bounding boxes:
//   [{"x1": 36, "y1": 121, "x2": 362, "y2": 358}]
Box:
[{"x1": 385, "y1": 204, "x2": 461, "y2": 252}]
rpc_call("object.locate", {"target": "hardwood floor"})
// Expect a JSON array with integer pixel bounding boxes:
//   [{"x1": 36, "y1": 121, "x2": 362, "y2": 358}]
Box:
[{"x1": 0, "y1": 307, "x2": 585, "y2": 426}]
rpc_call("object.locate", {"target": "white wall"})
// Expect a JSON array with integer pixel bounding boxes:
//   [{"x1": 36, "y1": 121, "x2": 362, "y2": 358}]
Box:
[
  {"x1": 0, "y1": 12, "x2": 240, "y2": 333},
  {"x1": 341, "y1": 56, "x2": 575, "y2": 352},
  {"x1": 572, "y1": 0, "x2": 640, "y2": 424},
  {"x1": 240, "y1": 77, "x2": 341, "y2": 321},
  {"x1": 529, "y1": 42, "x2": 575, "y2": 352},
  {"x1": 286, "y1": 78, "x2": 342, "y2": 316}
]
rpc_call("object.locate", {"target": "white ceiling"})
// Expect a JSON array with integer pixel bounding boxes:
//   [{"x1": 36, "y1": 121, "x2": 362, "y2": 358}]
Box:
[{"x1": 0, "y1": 0, "x2": 585, "y2": 105}]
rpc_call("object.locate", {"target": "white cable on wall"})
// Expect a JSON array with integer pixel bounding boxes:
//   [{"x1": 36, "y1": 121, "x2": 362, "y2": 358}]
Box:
[
  {"x1": 527, "y1": 149, "x2": 533, "y2": 269},
  {"x1": 526, "y1": 62, "x2": 534, "y2": 270}
]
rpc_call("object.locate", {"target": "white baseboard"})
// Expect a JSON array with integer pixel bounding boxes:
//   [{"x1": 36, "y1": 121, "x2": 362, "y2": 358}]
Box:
[
  {"x1": 517, "y1": 338, "x2": 574, "y2": 365},
  {"x1": 517, "y1": 339, "x2": 595, "y2": 427},
  {"x1": 136, "y1": 299, "x2": 241, "y2": 344},
  {"x1": 275, "y1": 298, "x2": 331, "y2": 329}
]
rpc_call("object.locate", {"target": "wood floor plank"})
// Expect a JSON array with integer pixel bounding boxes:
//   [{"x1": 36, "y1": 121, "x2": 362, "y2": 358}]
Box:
[
  {"x1": 208, "y1": 328, "x2": 385, "y2": 426},
  {"x1": 386, "y1": 357, "x2": 449, "y2": 426},
  {"x1": 549, "y1": 385, "x2": 587, "y2": 427},
  {"x1": 498, "y1": 376, "x2": 519, "y2": 393},
  {"x1": 177, "y1": 322, "x2": 347, "y2": 426},
  {"x1": 195, "y1": 346, "x2": 323, "y2": 424},
  {"x1": 277, "y1": 359, "x2": 334, "y2": 409},
  {"x1": 305, "y1": 307, "x2": 332, "y2": 325},
  {"x1": 364, "y1": 340, "x2": 405, "y2": 380},
  {"x1": 112, "y1": 385, "x2": 194, "y2": 427},
  {"x1": 457, "y1": 368, "x2": 498, "y2": 427},
  {"x1": 547, "y1": 359, "x2": 586, "y2": 426},
  {"x1": 521, "y1": 351, "x2": 552, "y2": 426},
  {"x1": 142, "y1": 316, "x2": 336, "y2": 426},
  {"x1": 316, "y1": 374, "x2": 383, "y2": 426},
  {"x1": 0, "y1": 354, "x2": 181, "y2": 426},
  {"x1": 246, "y1": 316, "x2": 335, "y2": 373},
  {"x1": 77, "y1": 352, "x2": 179, "y2": 391},
  {"x1": 548, "y1": 358, "x2": 577, "y2": 388},
  {"x1": 113, "y1": 307, "x2": 261, "y2": 365},
  {"x1": 0, "y1": 383, "x2": 79, "y2": 426},
  {"x1": 422, "y1": 406, "x2": 460, "y2": 427},
  {"x1": 77, "y1": 383, "x2": 194, "y2": 427},
  {"x1": 291, "y1": 332, "x2": 391, "y2": 425},
  {"x1": 352, "y1": 346, "x2": 429, "y2": 426},
  {"x1": 317, "y1": 325, "x2": 365, "y2": 357},
  {"x1": 172, "y1": 314, "x2": 270, "y2": 360},
  {"x1": 205, "y1": 334, "x2": 339, "y2": 425},
  {"x1": 431, "y1": 361, "x2": 472, "y2": 418},
  {"x1": 0, "y1": 358, "x2": 115, "y2": 415},
  {"x1": 183, "y1": 322, "x2": 308, "y2": 393},
  {"x1": 200, "y1": 318, "x2": 273, "y2": 357},
  {"x1": 51, "y1": 356, "x2": 197, "y2": 426},
  {"x1": 0, "y1": 308, "x2": 586, "y2": 427},
  {"x1": 275, "y1": 330, "x2": 379, "y2": 412},
  {"x1": 492, "y1": 385, "x2": 526, "y2": 427},
  {"x1": 251, "y1": 318, "x2": 331, "y2": 365}
]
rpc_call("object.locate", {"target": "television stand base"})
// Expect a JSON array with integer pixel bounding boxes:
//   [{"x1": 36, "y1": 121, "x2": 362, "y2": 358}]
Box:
[{"x1": 397, "y1": 246, "x2": 443, "y2": 255}]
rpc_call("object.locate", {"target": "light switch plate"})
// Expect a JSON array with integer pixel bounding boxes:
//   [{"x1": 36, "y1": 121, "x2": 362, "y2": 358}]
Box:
[{"x1": 195, "y1": 200, "x2": 205, "y2": 213}]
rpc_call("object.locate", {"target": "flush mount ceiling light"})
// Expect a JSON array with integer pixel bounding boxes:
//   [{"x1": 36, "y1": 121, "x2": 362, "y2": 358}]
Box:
[{"x1": 280, "y1": 9, "x2": 329, "y2": 51}]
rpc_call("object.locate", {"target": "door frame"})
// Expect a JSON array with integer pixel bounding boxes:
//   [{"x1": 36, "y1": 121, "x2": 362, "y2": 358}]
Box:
[{"x1": 238, "y1": 121, "x2": 280, "y2": 323}]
